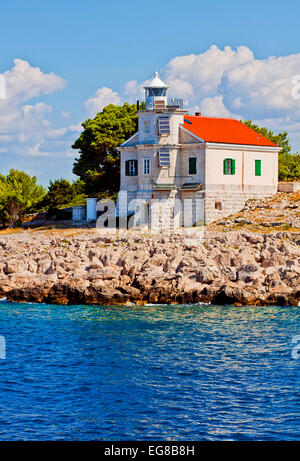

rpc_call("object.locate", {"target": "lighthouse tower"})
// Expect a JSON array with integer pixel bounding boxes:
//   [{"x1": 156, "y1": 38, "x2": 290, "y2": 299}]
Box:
[
  {"x1": 144, "y1": 70, "x2": 169, "y2": 110},
  {"x1": 119, "y1": 70, "x2": 186, "y2": 228}
]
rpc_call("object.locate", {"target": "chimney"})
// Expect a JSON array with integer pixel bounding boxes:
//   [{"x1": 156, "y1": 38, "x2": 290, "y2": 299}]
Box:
[{"x1": 195, "y1": 112, "x2": 201, "y2": 116}]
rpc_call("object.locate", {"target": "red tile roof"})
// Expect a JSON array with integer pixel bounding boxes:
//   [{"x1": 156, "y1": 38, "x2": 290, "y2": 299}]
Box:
[{"x1": 182, "y1": 115, "x2": 278, "y2": 147}]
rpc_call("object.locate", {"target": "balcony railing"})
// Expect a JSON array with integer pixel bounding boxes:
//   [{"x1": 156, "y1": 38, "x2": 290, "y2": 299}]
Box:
[
  {"x1": 138, "y1": 98, "x2": 184, "y2": 110},
  {"x1": 167, "y1": 98, "x2": 184, "y2": 109}
]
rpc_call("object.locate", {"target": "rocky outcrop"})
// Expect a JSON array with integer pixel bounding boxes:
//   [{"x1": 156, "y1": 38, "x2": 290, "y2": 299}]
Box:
[{"x1": 0, "y1": 227, "x2": 299, "y2": 306}]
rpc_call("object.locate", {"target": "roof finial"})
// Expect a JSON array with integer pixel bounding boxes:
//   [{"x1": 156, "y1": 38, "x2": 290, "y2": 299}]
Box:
[{"x1": 144, "y1": 70, "x2": 169, "y2": 89}]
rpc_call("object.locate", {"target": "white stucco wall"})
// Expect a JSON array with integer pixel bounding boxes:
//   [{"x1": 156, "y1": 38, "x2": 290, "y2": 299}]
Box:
[
  {"x1": 205, "y1": 144, "x2": 278, "y2": 193},
  {"x1": 180, "y1": 146, "x2": 205, "y2": 186},
  {"x1": 137, "y1": 110, "x2": 185, "y2": 146}
]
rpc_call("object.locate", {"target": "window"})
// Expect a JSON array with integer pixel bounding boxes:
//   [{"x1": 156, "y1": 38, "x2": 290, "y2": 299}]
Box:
[
  {"x1": 215, "y1": 202, "x2": 222, "y2": 211},
  {"x1": 189, "y1": 157, "x2": 197, "y2": 175},
  {"x1": 125, "y1": 159, "x2": 138, "y2": 176},
  {"x1": 143, "y1": 158, "x2": 150, "y2": 175},
  {"x1": 144, "y1": 121, "x2": 150, "y2": 134},
  {"x1": 255, "y1": 159, "x2": 261, "y2": 176},
  {"x1": 224, "y1": 158, "x2": 235, "y2": 175},
  {"x1": 159, "y1": 148, "x2": 170, "y2": 167},
  {"x1": 158, "y1": 116, "x2": 170, "y2": 134},
  {"x1": 146, "y1": 88, "x2": 167, "y2": 97}
]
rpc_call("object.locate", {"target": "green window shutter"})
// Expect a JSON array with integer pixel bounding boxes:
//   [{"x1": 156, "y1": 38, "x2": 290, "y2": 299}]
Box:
[
  {"x1": 189, "y1": 157, "x2": 197, "y2": 175},
  {"x1": 224, "y1": 158, "x2": 235, "y2": 175},
  {"x1": 224, "y1": 158, "x2": 229, "y2": 175},
  {"x1": 231, "y1": 158, "x2": 236, "y2": 175},
  {"x1": 134, "y1": 159, "x2": 138, "y2": 176},
  {"x1": 255, "y1": 159, "x2": 261, "y2": 176},
  {"x1": 125, "y1": 160, "x2": 129, "y2": 176}
]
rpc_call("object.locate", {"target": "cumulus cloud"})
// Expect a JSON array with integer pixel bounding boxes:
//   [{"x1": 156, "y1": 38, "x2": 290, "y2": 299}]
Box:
[
  {"x1": 3, "y1": 58, "x2": 65, "y2": 103},
  {"x1": 156, "y1": 45, "x2": 300, "y2": 125},
  {"x1": 84, "y1": 87, "x2": 121, "y2": 116},
  {"x1": 162, "y1": 46, "x2": 254, "y2": 102},
  {"x1": 220, "y1": 54, "x2": 300, "y2": 119},
  {"x1": 124, "y1": 80, "x2": 141, "y2": 97},
  {"x1": 27, "y1": 143, "x2": 53, "y2": 157},
  {"x1": 196, "y1": 95, "x2": 235, "y2": 118},
  {"x1": 0, "y1": 59, "x2": 76, "y2": 184},
  {"x1": 69, "y1": 123, "x2": 82, "y2": 132},
  {"x1": 87, "y1": 48, "x2": 300, "y2": 151},
  {"x1": 45, "y1": 127, "x2": 69, "y2": 139},
  {"x1": 0, "y1": 60, "x2": 65, "y2": 138}
]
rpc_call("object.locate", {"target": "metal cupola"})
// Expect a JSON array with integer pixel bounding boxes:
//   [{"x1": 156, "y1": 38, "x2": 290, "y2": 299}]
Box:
[{"x1": 144, "y1": 70, "x2": 169, "y2": 110}]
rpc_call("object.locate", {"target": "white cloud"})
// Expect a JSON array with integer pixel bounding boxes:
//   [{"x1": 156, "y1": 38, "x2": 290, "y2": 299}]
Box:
[
  {"x1": 69, "y1": 123, "x2": 82, "y2": 132},
  {"x1": 0, "y1": 60, "x2": 64, "y2": 138},
  {"x1": 152, "y1": 45, "x2": 300, "y2": 124},
  {"x1": 0, "y1": 59, "x2": 75, "y2": 185},
  {"x1": 220, "y1": 54, "x2": 300, "y2": 119},
  {"x1": 27, "y1": 143, "x2": 53, "y2": 157},
  {"x1": 162, "y1": 45, "x2": 254, "y2": 101},
  {"x1": 3, "y1": 58, "x2": 66, "y2": 103},
  {"x1": 84, "y1": 87, "x2": 121, "y2": 116},
  {"x1": 196, "y1": 95, "x2": 235, "y2": 118},
  {"x1": 84, "y1": 49, "x2": 300, "y2": 151},
  {"x1": 45, "y1": 127, "x2": 69, "y2": 139},
  {"x1": 138, "y1": 45, "x2": 300, "y2": 150},
  {"x1": 124, "y1": 79, "x2": 146, "y2": 100},
  {"x1": 124, "y1": 80, "x2": 139, "y2": 95},
  {"x1": 44, "y1": 123, "x2": 82, "y2": 140},
  {"x1": 0, "y1": 134, "x2": 13, "y2": 144}
]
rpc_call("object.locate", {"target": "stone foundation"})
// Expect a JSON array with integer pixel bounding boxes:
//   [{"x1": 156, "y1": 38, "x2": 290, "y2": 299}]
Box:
[
  {"x1": 119, "y1": 188, "x2": 277, "y2": 228},
  {"x1": 278, "y1": 182, "x2": 300, "y2": 193},
  {"x1": 204, "y1": 191, "x2": 275, "y2": 224}
]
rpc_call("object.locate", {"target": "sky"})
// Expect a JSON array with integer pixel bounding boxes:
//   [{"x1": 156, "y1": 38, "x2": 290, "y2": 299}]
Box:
[{"x1": 1, "y1": 0, "x2": 300, "y2": 187}]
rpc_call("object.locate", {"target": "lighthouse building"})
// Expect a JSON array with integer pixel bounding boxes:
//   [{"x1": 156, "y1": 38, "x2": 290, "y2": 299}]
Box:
[{"x1": 118, "y1": 71, "x2": 280, "y2": 228}]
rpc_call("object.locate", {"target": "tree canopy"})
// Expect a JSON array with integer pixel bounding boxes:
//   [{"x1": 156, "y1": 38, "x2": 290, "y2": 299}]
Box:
[
  {"x1": 46, "y1": 178, "x2": 76, "y2": 208},
  {"x1": 243, "y1": 120, "x2": 291, "y2": 156},
  {"x1": 278, "y1": 153, "x2": 300, "y2": 182},
  {"x1": 72, "y1": 102, "x2": 142, "y2": 196},
  {"x1": 0, "y1": 169, "x2": 46, "y2": 227}
]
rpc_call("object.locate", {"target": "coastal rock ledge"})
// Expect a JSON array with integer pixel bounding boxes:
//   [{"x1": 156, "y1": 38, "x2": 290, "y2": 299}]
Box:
[{"x1": 0, "y1": 229, "x2": 299, "y2": 307}]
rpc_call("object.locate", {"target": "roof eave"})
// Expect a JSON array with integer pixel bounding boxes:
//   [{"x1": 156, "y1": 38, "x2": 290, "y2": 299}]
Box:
[
  {"x1": 120, "y1": 132, "x2": 139, "y2": 147},
  {"x1": 206, "y1": 141, "x2": 281, "y2": 152}
]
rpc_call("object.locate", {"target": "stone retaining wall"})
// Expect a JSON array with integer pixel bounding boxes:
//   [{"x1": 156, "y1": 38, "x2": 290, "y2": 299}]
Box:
[
  {"x1": 204, "y1": 191, "x2": 274, "y2": 224},
  {"x1": 278, "y1": 182, "x2": 300, "y2": 193}
]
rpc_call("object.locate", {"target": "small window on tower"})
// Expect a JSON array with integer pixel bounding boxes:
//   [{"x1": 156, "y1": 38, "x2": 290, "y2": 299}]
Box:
[
  {"x1": 143, "y1": 158, "x2": 150, "y2": 175},
  {"x1": 189, "y1": 157, "x2": 197, "y2": 175},
  {"x1": 125, "y1": 159, "x2": 138, "y2": 176},
  {"x1": 144, "y1": 121, "x2": 150, "y2": 134},
  {"x1": 158, "y1": 116, "x2": 170, "y2": 134},
  {"x1": 159, "y1": 148, "x2": 170, "y2": 167}
]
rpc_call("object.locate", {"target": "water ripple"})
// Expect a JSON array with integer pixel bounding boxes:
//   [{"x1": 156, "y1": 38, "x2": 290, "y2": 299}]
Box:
[{"x1": 0, "y1": 302, "x2": 300, "y2": 440}]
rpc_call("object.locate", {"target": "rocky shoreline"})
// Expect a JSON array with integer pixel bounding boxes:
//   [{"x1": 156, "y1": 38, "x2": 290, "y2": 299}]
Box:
[{"x1": 0, "y1": 227, "x2": 299, "y2": 306}]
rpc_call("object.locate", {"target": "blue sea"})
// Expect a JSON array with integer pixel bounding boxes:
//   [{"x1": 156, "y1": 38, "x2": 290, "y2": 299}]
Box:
[{"x1": 0, "y1": 300, "x2": 299, "y2": 440}]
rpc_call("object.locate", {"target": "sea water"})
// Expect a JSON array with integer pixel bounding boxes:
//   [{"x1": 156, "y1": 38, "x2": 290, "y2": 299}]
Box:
[{"x1": 0, "y1": 301, "x2": 299, "y2": 440}]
